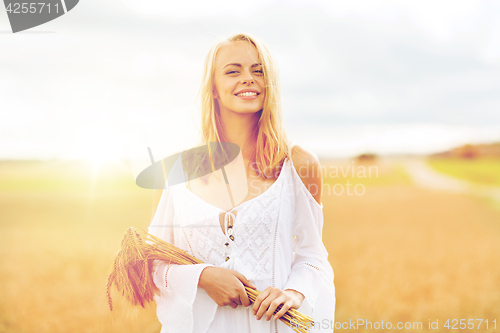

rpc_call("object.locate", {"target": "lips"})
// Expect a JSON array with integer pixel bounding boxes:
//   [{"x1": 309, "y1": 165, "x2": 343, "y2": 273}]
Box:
[
  {"x1": 235, "y1": 92, "x2": 259, "y2": 97},
  {"x1": 234, "y1": 89, "x2": 260, "y2": 97}
]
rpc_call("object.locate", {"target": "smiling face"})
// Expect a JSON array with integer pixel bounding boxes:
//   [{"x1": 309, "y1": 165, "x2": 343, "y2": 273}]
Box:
[{"x1": 213, "y1": 41, "x2": 266, "y2": 115}]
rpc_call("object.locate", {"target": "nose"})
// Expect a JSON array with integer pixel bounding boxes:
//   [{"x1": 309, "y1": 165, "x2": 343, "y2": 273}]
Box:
[
  {"x1": 241, "y1": 70, "x2": 254, "y2": 85},
  {"x1": 241, "y1": 78, "x2": 254, "y2": 84}
]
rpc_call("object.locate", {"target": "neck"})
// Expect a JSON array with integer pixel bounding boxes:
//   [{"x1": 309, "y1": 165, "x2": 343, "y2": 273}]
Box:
[{"x1": 218, "y1": 107, "x2": 261, "y2": 162}]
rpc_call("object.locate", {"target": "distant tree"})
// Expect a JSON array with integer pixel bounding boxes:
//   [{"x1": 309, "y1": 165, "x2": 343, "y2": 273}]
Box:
[
  {"x1": 457, "y1": 144, "x2": 477, "y2": 159},
  {"x1": 356, "y1": 153, "x2": 377, "y2": 162}
]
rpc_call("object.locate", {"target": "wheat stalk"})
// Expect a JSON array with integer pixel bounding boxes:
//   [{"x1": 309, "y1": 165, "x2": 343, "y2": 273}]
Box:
[{"x1": 106, "y1": 227, "x2": 314, "y2": 332}]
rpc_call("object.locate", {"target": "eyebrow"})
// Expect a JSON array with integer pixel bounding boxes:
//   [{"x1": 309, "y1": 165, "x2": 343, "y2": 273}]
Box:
[{"x1": 223, "y1": 63, "x2": 262, "y2": 70}]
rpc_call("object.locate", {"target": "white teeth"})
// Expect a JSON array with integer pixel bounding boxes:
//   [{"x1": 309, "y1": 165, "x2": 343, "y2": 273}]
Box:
[{"x1": 236, "y1": 92, "x2": 257, "y2": 97}]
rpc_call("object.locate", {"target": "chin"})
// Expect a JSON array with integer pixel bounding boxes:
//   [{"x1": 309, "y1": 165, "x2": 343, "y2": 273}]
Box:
[
  {"x1": 235, "y1": 107, "x2": 263, "y2": 114},
  {"x1": 225, "y1": 103, "x2": 263, "y2": 114}
]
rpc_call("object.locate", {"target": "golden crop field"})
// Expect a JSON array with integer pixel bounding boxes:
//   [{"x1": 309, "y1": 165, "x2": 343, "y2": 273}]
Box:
[{"x1": 0, "y1": 158, "x2": 499, "y2": 332}]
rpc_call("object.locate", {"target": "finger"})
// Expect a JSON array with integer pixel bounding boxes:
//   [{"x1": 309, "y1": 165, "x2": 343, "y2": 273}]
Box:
[
  {"x1": 273, "y1": 301, "x2": 292, "y2": 320},
  {"x1": 233, "y1": 294, "x2": 242, "y2": 306},
  {"x1": 256, "y1": 296, "x2": 275, "y2": 320},
  {"x1": 232, "y1": 271, "x2": 257, "y2": 289},
  {"x1": 252, "y1": 288, "x2": 271, "y2": 314},
  {"x1": 229, "y1": 301, "x2": 238, "y2": 309},
  {"x1": 265, "y1": 296, "x2": 286, "y2": 321}
]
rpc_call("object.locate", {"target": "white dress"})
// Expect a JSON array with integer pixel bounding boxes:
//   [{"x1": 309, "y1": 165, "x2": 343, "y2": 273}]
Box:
[{"x1": 148, "y1": 148, "x2": 336, "y2": 333}]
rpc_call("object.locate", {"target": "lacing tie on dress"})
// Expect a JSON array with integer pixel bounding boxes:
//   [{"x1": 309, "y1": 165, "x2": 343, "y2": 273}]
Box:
[
  {"x1": 219, "y1": 210, "x2": 256, "y2": 282},
  {"x1": 223, "y1": 211, "x2": 236, "y2": 243}
]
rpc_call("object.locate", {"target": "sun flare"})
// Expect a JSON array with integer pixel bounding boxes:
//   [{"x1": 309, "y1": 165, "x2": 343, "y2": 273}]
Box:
[{"x1": 70, "y1": 124, "x2": 126, "y2": 171}]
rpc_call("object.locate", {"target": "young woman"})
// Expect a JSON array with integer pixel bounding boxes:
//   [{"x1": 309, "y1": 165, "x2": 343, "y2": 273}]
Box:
[{"x1": 148, "y1": 32, "x2": 335, "y2": 333}]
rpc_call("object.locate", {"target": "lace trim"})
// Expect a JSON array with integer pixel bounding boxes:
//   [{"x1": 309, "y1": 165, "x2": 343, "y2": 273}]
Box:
[
  {"x1": 164, "y1": 263, "x2": 172, "y2": 288},
  {"x1": 182, "y1": 227, "x2": 194, "y2": 257},
  {"x1": 302, "y1": 262, "x2": 321, "y2": 271},
  {"x1": 273, "y1": 180, "x2": 285, "y2": 333}
]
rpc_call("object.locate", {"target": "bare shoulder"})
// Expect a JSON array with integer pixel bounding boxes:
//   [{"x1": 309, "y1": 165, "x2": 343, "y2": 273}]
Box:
[{"x1": 291, "y1": 144, "x2": 322, "y2": 205}]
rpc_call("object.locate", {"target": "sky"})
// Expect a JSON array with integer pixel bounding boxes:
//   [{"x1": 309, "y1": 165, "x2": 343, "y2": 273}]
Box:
[{"x1": 1, "y1": 0, "x2": 499, "y2": 163}]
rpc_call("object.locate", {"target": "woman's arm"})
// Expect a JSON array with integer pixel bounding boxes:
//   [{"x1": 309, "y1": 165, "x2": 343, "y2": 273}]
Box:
[
  {"x1": 253, "y1": 145, "x2": 329, "y2": 321},
  {"x1": 290, "y1": 144, "x2": 323, "y2": 206},
  {"x1": 147, "y1": 181, "x2": 217, "y2": 333},
  {"x1": 252, "y1": 287, "x2": 305, "y2": 321},
  {"x1": 198, "y1": 266, "x2": 256, "y2": 308}
]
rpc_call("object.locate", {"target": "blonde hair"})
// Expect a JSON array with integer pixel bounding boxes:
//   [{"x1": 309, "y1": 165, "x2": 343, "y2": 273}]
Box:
[{"x1": 195, "y1": 32, "x2": 292, "y2": 180}]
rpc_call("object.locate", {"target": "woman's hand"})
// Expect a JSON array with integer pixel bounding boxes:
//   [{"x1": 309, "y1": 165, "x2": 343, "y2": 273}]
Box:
[
  {"x1": 198, "y1": 266, "x2": 256, "y2": 308},
  {"x1": 252, "y1": 287, "x2": 305, "y2": 321}
]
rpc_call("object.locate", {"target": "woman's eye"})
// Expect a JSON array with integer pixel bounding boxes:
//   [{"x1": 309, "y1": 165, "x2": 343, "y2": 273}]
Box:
[{"x1": 225, "y1": 69, "x2": 263, "y2": 75}]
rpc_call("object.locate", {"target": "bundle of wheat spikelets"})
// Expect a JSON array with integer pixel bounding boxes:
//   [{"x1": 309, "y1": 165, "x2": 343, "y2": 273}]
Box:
[{"x1": 106, "y1": 227, "x2": 314, "y2": 333}]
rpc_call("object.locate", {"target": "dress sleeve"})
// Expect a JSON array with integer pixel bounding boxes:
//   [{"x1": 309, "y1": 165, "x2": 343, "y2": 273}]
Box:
[
  {"x1": 148, "y1": 181, "x2": 217, "y2": 333},
  {"x1": 282, "y1": 163, "x2": 336, "y2": 327}
]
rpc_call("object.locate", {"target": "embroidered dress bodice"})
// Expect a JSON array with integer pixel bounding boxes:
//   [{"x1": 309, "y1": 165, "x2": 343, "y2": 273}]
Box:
[
  {"x1": 177, "y1": 160, "x2": 286, "y2": 282},
  {"x1": 148, "y1": 148, "x2": 335, "y2": 333}
]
